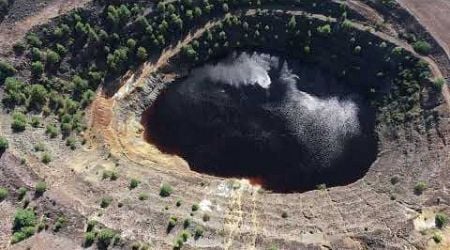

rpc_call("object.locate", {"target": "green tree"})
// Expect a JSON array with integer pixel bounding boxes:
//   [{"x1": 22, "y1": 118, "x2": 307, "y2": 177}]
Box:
[
  {"x1": 46, "y1": 49, "x2": 61, "y2": 65},
  {"x1": 136, "y1": 47, "x2": 148, "y2": 61}
]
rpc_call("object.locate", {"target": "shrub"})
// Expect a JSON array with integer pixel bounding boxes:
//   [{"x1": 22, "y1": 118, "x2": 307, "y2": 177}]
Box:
[
  {"x1": 30, "y1": 47, "x2": 42, "y2": 61},
  {"x1": 202, "y1": 213, "x2": 210, "y2": 222},
  {"x1": 0, "y1": 60, "x2": 17, "y2": 82},
  {"x1": 102, "y1": 170, "x2": 118, "y2": 180},
  {"x1": 433, "y1": 233, "x2": 442, "y2": 243},
  {"x1": 41, "y1": 152, "x2": 52, "y2": 164},
  {"x1": 159, "y1": 183, "x2": 172, "y2": 197},
  {"x1": 11, "y1": 112, "x2": 27, "y2": 132},
  {"x1": 97, "y1": 228, "x2": 116, "y2": 248},
  {"x1": 100, "y1": 196, "x2": 113, "y2": 208},
  {"x1": 390, "y1": 176, "x2": 399, "y2": 185},
  {"x1": 167, "y1": 216, "x2": 177, "y2": 232},
  {"x1": 0, "y1": 187, "x2": 8, "y2": 201},
  {"x1": 30, "y1": 116, "x2": 41, "y2": 128},
  {"x1": 433, "y1": 78, "x2": 445, "y2": 90},
  {"x1": 136, "y1": 47, "x2": 148, "y2": 61},
  {"x1": 183, "y1": 218, "x2": 190, "y2": 229},
  {"x1": 34, "y1": 142, "x2": 45, "y2": 152},
  {"x1": 413, "y1": 40, "x2": 432, "y2": 55},
  {"x1": 129, "y1": 178, "x2": 139, "y2": 189},
  {"x1": 35, "y1": 181, "x2": 47, "y2": 195},
  {"x1": 18, "y1": 187, "x2": 27, "y2": 200},
  {"x1": 194, "y1": 226, "x2": 204, "y2": 239},
  {"x1": 317, "y1": 24, "x2": 331, "y2": 35},
  {"x1": 176, "y1": 200, "x2": 182, "y2": 207},
  {"x1": 0, "y1": 136, "x2": 8, "y2": 151},
  {"x1": 435, "y1": 213, "x2": 448, "y2": 229},
  {"x1": 414, "y1": 181, "x2": 427, "y2": 195},
  {"x1": 191, "y1": 204, "x2": 199, "y2": 212},
  {"x1": 138, "y1": 193, "x2": 149, "y2": 201},
  {"x1": 13, "y1": 42, "x2": 26, "y2": 54},
  {"x1": 31, "y1": 61, "x2": 44, "y2": 76},
  {"x1": 46, "y1": 124, "x2": 58, "y2": 138},
  {"x1": 46, "y1": 49, "x2": 61, "y2": 65},
  {"x1": 26, "y1": 33, "x2": 42, "y2": 47},
  {"x1": 86, "y1": 220, "x2": 97, "y2": 232},
  {"x1": 66, "y1": 137, "x2": 76, "y2": 150},
  {"x1": 53, "y1": 216, "x2": 65, "y2": 232},
  {"x1": 84, "y1": 232, "x2": 96, "y2": 247},
  {"x1": 11, "y1": 209, "x2": 36, "y2": 243},
  {"x1": 281, "y1": 211, "x2": 288, "y2": 219}
]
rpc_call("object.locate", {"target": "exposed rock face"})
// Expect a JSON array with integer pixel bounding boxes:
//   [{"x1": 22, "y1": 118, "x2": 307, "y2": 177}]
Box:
[{"x1": 146, "y1": 52, "x2": 378, "y2": 192}]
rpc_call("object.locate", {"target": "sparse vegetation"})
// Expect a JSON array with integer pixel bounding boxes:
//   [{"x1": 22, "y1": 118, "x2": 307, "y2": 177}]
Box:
[
  {"x1": 41, "y1": 152, "x2": 52, "y2": 164},
  {"x1": 17, "y1": 187, "x2": 27, "y2": 200}
]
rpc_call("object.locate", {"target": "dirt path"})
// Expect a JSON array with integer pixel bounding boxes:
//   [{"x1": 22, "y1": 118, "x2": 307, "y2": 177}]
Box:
[{"x1": 0, "y1": 0, "x2": 91, "y2": 56}]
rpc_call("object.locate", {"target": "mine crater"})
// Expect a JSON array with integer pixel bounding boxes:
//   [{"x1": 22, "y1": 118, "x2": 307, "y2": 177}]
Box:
[{"x1": 144, "y1": 51, "x2": 379, "y2": 192}]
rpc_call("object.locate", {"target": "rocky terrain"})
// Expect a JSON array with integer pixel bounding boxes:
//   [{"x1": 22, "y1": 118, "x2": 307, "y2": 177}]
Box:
[{"x1": 0, "y1": 0, "x2": 449, "y2": 249}]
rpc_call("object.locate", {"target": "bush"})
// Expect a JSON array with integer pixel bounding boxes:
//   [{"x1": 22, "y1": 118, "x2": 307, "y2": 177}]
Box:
[
  {"x1": 136, "y1": 47, "x2": 148, "y2": 61},
  {"x1": 433, "y1": 78, "x2": 445, "y2": 90},
  {"x1": 0, "y1": 187, "x2": 8, "y2": 201},
  {"x1": 0, "y1": 136, "x2": 8, "y2": 151},
  {"x1": 97, "y1": 228, "x2": 117, "y2": 248},
  {"x1": 18, "y1": 187, "x2": 27, "y2": 200},
  {"x1": 281, "y1": 211, "x2": 288, "y2": 219},
  {"x1": 66, "y1": 137, "x2": 76, "y2": 150},
  {"x1": 414, "y1": 181, "x2": 427, "y2": 195},
  {"x1": 41, "y1": 152, "x2": 52, "y2": 164},
  {"x1": 35, "y1": 181, "x2": 47, "y2": 195},
  {"x1": 159, "y1": 183, "x2": 172, "y2": 197},
  {"x1": 100, "y1": 196, "x2": 113, "y2": 208},
  {"x1": 433, "y1": 233, "x2": 442, "y2": 243},
  {"x1": 46, "y1": 124, "x2": 58, "y2": 138},
  {"x1": 11, "y1": 209, "x2": 36, "y2": 243},
  {"x1": 194, "y1": 226, "x2": 204, "y2": 239},
  {"x1": 138, "y1": 193, "x2": 149, "y2": 201},
  {"x1": 84, "y1": 232, "x2": 96, "y2": 247},
  {"x1": 435, "y1": 213, "x2": 448, "y2": 229},
  {"x1": 46, "y1": 49, "x2": 61, "y2": 66},
  {"x1": 86, "y1": 219, "x2": 97, "y2": 232},
  {"x1": 191, "y1": 203, "x2": 199, "y2": 212},
  {"x1": 202, "y1": 213, "x2": 210, "y2": 222},
  {"x1": 26, "y1": 33, "x2": 42, "y2": 47},
  {"x1": 129, "y1": 178, "x2": 139, "y2": 189},
  {"x1": 53, "y1": 216, "x2": 65, "y2": 232},
  {"x1": 31, "y1": 61, "x2": 44, "y2": 76},
  {"x1": 102, "y1": 170, "x2": 118, "y2": 180},
  {"x1": 183, "y1": 218, "x2": 190, "y2": 229},
  {"x1": 413, "y1": 40, "x2": 432, "y2": 55},
  {"x1": 0, "y1": 60, "x2": 16, "y2": 83},
  {"x1": 30, "y1": 116, "x2": 41, "y2": 128},
  {"x1": 167, "y1": 216, "x2": 177, "y2": 232},
  {"x1": 11, "y1": 112, "x2": 27, "y2": 132}
]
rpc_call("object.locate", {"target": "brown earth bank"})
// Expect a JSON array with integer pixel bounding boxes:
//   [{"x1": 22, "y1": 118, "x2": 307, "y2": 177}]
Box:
[{"x1": 1, "y1": 0, "x2": 450, "y2": 249}]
